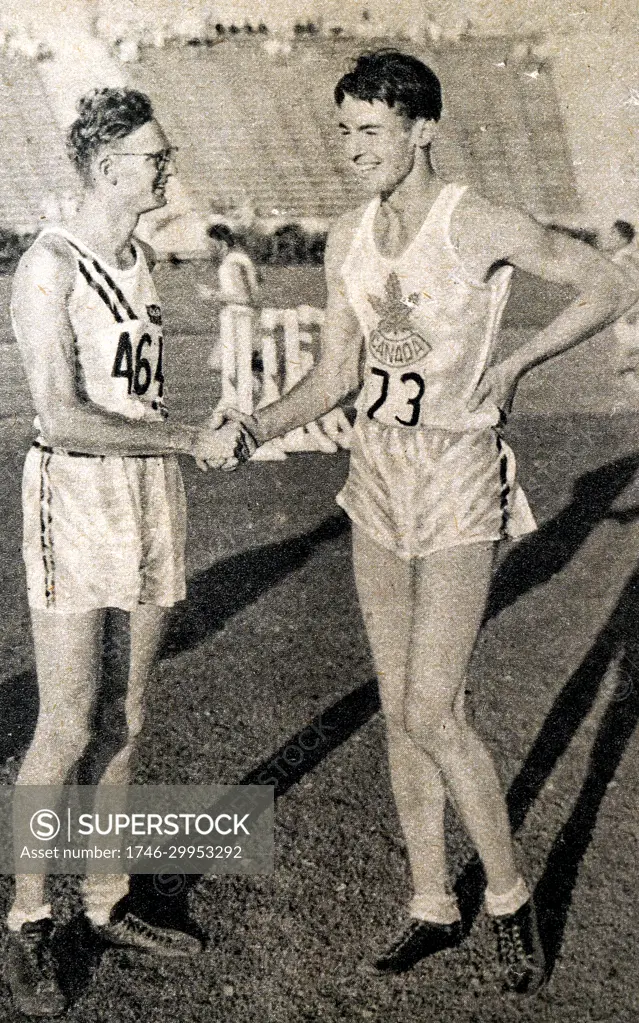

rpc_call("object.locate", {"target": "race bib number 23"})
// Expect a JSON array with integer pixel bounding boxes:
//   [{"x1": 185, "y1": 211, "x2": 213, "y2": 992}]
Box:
[{"x1": 366, "y1": 367, "x2": 425, "y2": 427}]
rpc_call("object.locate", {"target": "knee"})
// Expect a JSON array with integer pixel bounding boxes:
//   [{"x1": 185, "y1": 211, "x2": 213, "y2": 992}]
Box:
[
  {"x1": 386, "y1": 711, "x2": 427, "y2": 763},
  {"x1": 34, "y1": 714, "x2": 91, "y2": 762},
  {"x1": 404, "y1": 709, "x2": 463, "y2": 760},
  {"x1": 124, "y1": 703, "x2": 145, "y2": 745}
]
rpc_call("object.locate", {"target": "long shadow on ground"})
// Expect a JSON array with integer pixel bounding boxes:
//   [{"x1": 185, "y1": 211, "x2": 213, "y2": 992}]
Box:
[
  {"x1": 132, "y1": 547, "x2": 639, "y2": 971},
  {"x1": 127, "y1": 680, "x2": 381, "y2": 925},
  {"x1": 4, "y1": 456, "x2": 639, "y2": 989},
  {"x1": 456, "y1": 545, "x2": 639, "y2": 971},
  {"x1": 3, "y1": 453, "x2": 633, "y2": 773},
  {"x1": 531, "y1": 568, "x2": 639, "y2": 971},
  {"x1": 161, "y1": 513, "x2": 349, "y2": 659},
  {"x1": 484, "y1": 452, "x2": 639, "y2": 623},
  {"x1": 0, "y1": 513, "x2": 350, "y2": 771}
]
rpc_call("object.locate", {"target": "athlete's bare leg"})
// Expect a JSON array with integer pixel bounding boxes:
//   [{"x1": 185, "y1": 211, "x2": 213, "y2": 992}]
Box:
[
  {"x1": 84, "y1": 604, "x2": 168, "y2": 923},
  {"x1": 10, "y1": 606, "x2": 168, "y2": 924},
  {"x1": 352, "y1": 527, "x2": 457, "y2": 923},
  {"x1": 10, "y1": 610, "x2": 104, "y2": 922},
  {"x1": 97, "y1": 604, "x2": 167, "y2": 785},
  {"x1": 406, "y1": 542, "x2": 519, "y2": 897}
]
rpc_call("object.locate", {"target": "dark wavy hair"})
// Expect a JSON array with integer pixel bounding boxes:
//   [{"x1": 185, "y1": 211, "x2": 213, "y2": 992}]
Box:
[
  {"x1": 66, "y1": 87, "x2": 154, "y2": 180},
  {"x1": 334, "y1": 49, "x2": 442, "y2": 123}
]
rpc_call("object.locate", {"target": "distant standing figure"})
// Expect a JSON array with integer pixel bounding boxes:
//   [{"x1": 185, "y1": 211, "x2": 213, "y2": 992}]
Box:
[
  {"x1": 207, "y1": 224, "x2": 260, "y2": 412},
  {"x1": 209, "y1": 224, "x2": 260, "y2": 306},
  {"x1": 601, "y1": 221, "x2": 639, "y2": 384}
]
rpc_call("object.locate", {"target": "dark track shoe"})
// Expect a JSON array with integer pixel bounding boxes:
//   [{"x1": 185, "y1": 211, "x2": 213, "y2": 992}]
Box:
[
  {"x1": 95, "y1": 911, "x2": 203, "y2": 958},
  {"x1": 5, "y1": 919, "x2": 67, "y2": 1017},
  {"x1": 492, "y1": 900, "x2": 546, "y2": 995},
  {"x1": 374, "y1": 919, "x2": 463, "y2": 974}
]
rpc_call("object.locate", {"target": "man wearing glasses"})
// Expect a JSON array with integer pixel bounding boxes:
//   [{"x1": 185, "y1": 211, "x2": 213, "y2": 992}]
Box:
[{"x1": 6, "y1": 87, "x2": 251, "y2": 1015}]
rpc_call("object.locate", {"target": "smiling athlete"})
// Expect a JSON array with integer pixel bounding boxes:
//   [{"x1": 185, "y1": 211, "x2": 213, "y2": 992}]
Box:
[
  {"x1": 216, "y1": 50, "x2": 639, "y2": 993},
  {"x1": 6, "y1": 88, "x2": 250, "y2": 1016}
]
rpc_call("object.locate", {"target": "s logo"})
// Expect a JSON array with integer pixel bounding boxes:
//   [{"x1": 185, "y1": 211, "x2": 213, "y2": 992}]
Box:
[{"x1": 30, "y1": 809, "x2": 60, "y2": 841}]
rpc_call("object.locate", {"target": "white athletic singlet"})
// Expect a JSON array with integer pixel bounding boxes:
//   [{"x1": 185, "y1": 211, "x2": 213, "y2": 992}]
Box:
[
  {"x1": 33, "y1": 227, "x2": 168, "y2": 429},
  {"x1": 336, "y1": 182, "x2": 536, "y2": 559},
  {"x1": 16, "y1": 229, "x2": 187, "y2": 612},
  {"x1": 341, "y1": 183, "x2": 512, "y2": 433}
]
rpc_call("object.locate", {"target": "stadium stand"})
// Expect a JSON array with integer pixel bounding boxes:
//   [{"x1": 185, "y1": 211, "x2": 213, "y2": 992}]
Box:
[
  {"x1": 0, "y1": 37, "x2": 579, "y2": 227},
  {"x1": 0, "y1": 54, "x2": 76, "y2": 226},
  {"x1": 126, "y1": 37, "x2": 580, "y2": 221}
]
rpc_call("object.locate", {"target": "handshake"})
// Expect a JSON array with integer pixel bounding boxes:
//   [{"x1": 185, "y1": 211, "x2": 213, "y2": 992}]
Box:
[{"x1": 191, "y1": 407, "x2": 261, "y2": 472}]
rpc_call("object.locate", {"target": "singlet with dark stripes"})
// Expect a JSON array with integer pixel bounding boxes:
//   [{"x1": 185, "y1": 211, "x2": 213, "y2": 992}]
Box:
[{"x1": 22, "y1": 227, "x2": 167, "y2": 427}]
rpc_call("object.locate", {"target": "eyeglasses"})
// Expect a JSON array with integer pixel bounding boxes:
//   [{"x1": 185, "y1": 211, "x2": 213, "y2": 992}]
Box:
[{"x1": 112, "y1": 147, "x2": 178, "y2": 173}]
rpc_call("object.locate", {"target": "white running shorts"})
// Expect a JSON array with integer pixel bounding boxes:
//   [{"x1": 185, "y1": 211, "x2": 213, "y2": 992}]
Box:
[
  {"x1": 336, "y1": 418, "x2": 536, "y2": 560},
  {"x1": 22, "y1": 444, "x2": 187, "y2": 612}
]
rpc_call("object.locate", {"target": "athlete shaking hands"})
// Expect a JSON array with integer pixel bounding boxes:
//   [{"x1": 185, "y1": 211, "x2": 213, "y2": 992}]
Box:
[
  {"x1": 6, "y1": 87, "x2": 251, "y2": 1017},
  {"x1": 213, "y1": 50, "x2": 638, "y2": 994}
]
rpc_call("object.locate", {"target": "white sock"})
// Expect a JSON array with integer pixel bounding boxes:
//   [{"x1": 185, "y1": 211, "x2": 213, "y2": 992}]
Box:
[
  {"x1": 83, "y1": 873, "x2": 130, "y2": 927},
  {"x1": 7, "y1": 903, "x2": 52, "y2": 932},
  {"x1": 85, "y1": 908, "x2": 111, "y2": 927},
  {"x1": 409, "y1": 892, "x2": 461, "y2": 926},
  {"x1": 484, "y1": 876, "x2": 530, "y2": 917}
]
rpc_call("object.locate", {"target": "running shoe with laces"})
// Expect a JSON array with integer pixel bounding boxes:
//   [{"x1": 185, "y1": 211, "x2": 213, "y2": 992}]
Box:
[
  {"x1": 492, "y1": 900, "x2": 546, "y2": 994},
  {"x1": 374, "y1": 918, "x2": 463, "y2": 973},
  {"x1": 95, "y1": 910, "x2": 203, "y2": 958},
  {"x1": 5, "y1": 918, "x2": 68, "y2": 1017}
]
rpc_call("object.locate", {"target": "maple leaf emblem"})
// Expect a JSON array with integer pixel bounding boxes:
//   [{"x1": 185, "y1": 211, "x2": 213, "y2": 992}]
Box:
[
  {"x1": 368, "y1": 273, "x2": 420, "y2": 335},
  {"x1": 366, "y1": 272, "x2": 431, "y2": 368}
]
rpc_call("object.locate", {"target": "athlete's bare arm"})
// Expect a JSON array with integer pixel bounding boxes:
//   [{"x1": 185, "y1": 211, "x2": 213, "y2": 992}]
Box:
[
  {"x1": 247, "y1": 210, "x2": 364, "y2": 444},
  {"x1": 12, "y1": 235, "x2": 242, "y2": 462},
  {"x1": 453, "y1": 195, "x2": 639, "y2": 412}
]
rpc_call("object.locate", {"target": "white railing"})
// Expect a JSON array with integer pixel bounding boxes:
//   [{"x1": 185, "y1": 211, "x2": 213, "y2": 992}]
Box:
[{"x1": 219, "y1": 304, "x2": 351, "y2": 460}]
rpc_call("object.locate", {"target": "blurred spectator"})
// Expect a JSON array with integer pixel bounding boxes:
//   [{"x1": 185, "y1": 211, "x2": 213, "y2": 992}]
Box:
[
  {"x1": 244, "y1": 227, "x2": 274, "y2": 265},
  {"x1": 307, "y1": 230, "x2": 327, "y2": 264},
  {"x1": 227, "y1": 220, "x2": 326, "y2": 266},
  {"x1": 271, "y1": 223, "x2": 309, "y2": 265},
  {"x1": 208, "y1": 224, "x2": 260, "y2": 306},
  {"x1": 207, "y1": 225, "x2": 260, "y2": 376},
  {"x1": 602, "y1": 220, "x2": 639, "y2": 384}
]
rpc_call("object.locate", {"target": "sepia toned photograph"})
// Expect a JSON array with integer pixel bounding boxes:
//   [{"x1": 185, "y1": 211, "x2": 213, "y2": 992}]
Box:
[{"x1": 0, "y1": 1, "x2": 637, "y2": 1020}]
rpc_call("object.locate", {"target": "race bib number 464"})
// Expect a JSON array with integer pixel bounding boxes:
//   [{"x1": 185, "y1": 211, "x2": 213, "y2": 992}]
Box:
[{"x1": 111, "y1": 326, "x2": 164, "y2": 399}]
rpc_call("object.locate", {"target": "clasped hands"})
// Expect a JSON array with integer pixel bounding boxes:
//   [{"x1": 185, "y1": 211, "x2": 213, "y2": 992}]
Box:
[{"x1": 192, "y1": 408, "x2": 260, "y2": 472}]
